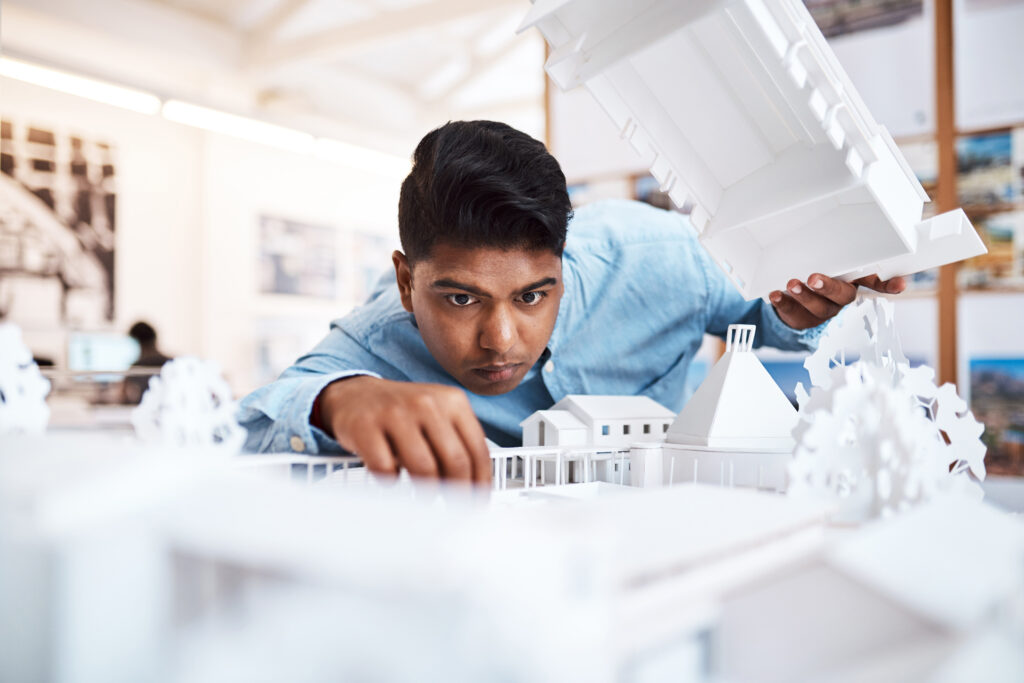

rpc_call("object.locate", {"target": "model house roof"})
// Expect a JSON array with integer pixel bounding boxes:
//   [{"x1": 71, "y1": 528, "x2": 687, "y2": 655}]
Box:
[
  {"x1": 520, "y1": 409, "x2": 587, "y2": 431},
  {"x1": 551, "y1": 395, "x2": 675, "y2": 422},
  {"x1": 520, "y1": 0, "x2": 986, "y2": 299},
  {"x1": 666, "y1": 325, "x2": 797, "y2": 451}
]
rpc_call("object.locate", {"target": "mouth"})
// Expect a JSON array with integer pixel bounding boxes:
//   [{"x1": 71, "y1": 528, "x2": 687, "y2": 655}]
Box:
[{"x1": 472, "y1": 363, "x2": 523, "y2": 383}]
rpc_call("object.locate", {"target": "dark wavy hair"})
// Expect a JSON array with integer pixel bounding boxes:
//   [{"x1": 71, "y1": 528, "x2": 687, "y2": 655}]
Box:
[{"x1": 398, "y1": 121, "x2": 572, "y2": 263}]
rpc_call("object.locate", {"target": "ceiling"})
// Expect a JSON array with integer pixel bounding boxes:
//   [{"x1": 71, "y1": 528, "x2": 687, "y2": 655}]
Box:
[{"x1": 1, "y1": 0, "x2": 547, "y2": 155}]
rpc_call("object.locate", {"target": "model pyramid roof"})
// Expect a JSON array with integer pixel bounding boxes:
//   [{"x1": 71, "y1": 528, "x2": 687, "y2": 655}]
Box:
[{"x1": 666, "y1": 325, "x2": 797, "y2": 451}]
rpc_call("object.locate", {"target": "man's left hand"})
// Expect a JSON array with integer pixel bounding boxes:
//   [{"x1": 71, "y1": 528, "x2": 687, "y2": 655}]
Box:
[{"x1": 769, "y1": 273, "x2": 907, "y2": 330}]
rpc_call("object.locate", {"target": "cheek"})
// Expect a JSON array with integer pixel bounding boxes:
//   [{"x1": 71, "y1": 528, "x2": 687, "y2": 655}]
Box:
[
  {"x1": 414, "y1": 300, "x2": 471, "y2": 357},
  {"x1": 520, "y1": 305, "x2": 558, "y2": 347}
]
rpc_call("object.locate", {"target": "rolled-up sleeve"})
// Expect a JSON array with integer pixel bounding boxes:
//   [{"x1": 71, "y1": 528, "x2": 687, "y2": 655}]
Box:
[{"x1": 237, "y1": 326, "x2": 387, "y2": 454}]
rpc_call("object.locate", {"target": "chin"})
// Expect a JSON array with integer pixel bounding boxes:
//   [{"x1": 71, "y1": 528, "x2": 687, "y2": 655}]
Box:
[{"x1": 462, "y1": 376, "x2": 521, "y2": 397}]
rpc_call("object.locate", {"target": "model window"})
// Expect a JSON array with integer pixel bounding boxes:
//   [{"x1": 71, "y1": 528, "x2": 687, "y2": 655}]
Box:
[
  {"x1": 623, "y1": 425, "x2": 630, "y2": 435},
  {"x1": 663, "y1": 423, "x2": 669, "y2": 433},
  {"x1": 643, "y1": 424, "x2": 651, "y2": 434},
  {"x1": 601, "y1": 425, "x2": 609, "y2": 436}
]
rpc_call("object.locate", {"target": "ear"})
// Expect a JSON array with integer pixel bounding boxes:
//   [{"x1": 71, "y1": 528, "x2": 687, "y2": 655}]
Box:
[{"x1": 392, "y1": 250, "x2": 414, "y2": 313}]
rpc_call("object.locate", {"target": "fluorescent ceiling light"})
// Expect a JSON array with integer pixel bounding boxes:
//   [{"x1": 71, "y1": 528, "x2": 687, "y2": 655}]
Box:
[
  {"x1": 0, "y1": 57, "x2": 162, "y2": 115},
  {"x1": 162, "y1": 100, "x2": 314, "y2": 153},
  {"x1": 314, "y1": 138, "x2": 411, "y2": 177}
]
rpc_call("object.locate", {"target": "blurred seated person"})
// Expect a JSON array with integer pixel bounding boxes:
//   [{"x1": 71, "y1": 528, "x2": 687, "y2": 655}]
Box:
[{"x1": 122, "y1": 321, "x2": 172, "y2": 404}]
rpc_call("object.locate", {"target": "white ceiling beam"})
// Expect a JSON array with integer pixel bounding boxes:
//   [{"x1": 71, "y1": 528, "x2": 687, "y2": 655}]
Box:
[
  {"x1": 422, "y1": 94, "x2": 543, "y2": 124},
  {"x1": 246, "y1": 0, "x2": 315, "y2": 47},
  {"x1": 425, "y1": 34, "x2": 524, "y2": 104},
  {"x1": 247, "y1": 0, "x2": 522, "y2": 71}
]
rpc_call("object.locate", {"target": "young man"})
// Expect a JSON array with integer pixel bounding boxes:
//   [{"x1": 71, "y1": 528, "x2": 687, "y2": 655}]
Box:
[{"x1": 238, "y1": 120, "x2": 905, "y2": 482}]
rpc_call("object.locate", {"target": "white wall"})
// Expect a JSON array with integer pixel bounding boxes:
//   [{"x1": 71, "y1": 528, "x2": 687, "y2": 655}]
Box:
[
  {"x1": 829, "y1": 10, "x2": 934, "y2": 138},
  {"x1": 955, "y1": 0, "x2": 1024, "y2": 131},
  {"x1": 199, "y1": 133, "x2": 402, "y2": 393},
  {"x1": 2, "y1": 75, "x2": 404, "y2": 395}
]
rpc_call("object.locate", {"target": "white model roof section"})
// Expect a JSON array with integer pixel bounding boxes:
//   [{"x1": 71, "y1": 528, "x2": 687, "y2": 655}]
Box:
[
  {"x1": 551, "y1": 395, "x2": 675, "y2": 422},
  {"x1": 521, "y1": 0, "x2": 985, "y2": 299},
  {"x1": 519, "y1": 409, "x2": 587, "y2": 430}
]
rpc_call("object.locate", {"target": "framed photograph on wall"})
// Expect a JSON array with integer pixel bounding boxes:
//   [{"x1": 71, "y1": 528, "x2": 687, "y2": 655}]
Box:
[
  {"x1": 970, "y1": 357, "x2": 1024, "y2": 476},
  {"x1": 0, "y1": 116, "x2": 116, "y2": 328},
  {"x1": 957, "y1": 131, "x2": 1017, "y2": 207},
  {"x1": 258, "y1": 215, "x2": 338, "y2": 299},
  {"x1": 806, "y1": 0, "x2": 923, "y2": 38}
]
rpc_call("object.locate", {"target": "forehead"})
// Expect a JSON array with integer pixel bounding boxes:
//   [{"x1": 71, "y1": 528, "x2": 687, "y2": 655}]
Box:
[{"x1": 413, "y1": 244, "x2": 562, "y2": 290}]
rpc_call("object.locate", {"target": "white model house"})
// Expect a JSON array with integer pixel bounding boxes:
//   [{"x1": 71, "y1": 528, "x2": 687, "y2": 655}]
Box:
[
  {"x1": 661, "y1": 325, "x2": 798, "y2": 490},
  {"x1": 521, "y1": 394, "x2": 675, "y2": 448},
  {"x1": 519, "y1": 0, "x2": 986, "y2": 299}
]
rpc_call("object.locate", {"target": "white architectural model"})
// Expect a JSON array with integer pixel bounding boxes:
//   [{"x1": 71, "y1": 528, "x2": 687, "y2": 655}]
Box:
[
  {"x1": 131, "y1": 356, "x2": 247, "y2": 452},
  {"x1": 663, "y1": 324, "x2": 797, "y2": 490},
  {"x1": 507, "y1": 326, "x2": 796, "y2": 490},
  {"x1": 0, "y1": 323, "x2": 50, "y2": 435},
  {"x1": 519, "y1": 394, "x2": 673, "y2": 485},
  {"x1": 789, "y1": 296, "x2": 987, "y2": 522},
  {"x1": 3, "y1": 436, "x2": 1021, "y2": 683},
  {"x1": 521, "y1": 394, "x2": 674, "y2": 447},
  {"x1": 519, "y1": 0, "x2": 986, "y2": 299},
  {"x1": 716, "y1": 497, "x2": 1024, "y2": 682}
]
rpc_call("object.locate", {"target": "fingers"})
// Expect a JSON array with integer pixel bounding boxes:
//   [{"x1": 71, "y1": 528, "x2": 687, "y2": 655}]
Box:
[
  {"x1": 783, "y1": 278, "x2": 842, "y2": 320},
  {"x1": 352, "y1": 430, "x2": 400, "y2": 477},
  {"x1": 324, "y1": 378, "x2": 491, "y2": 484},
  {"x1": 769, "y1": 290, "x2": 818, "y2": 330},
  {"x1": 454, "y1": 409, "x2": 493, "y2": 485},
  {"x1": 421, "y1": 418, "x2": 473, "y2": 482},
  {"x1": 886, "y1": 276, "x2": 907, "y2": 294},
  {"x1": 852, "y1": 274, "x2": 908, "y2": 294},
  {"x1": 770, "y1": 271, "x2": 907, "y2": 330},
  {"x1": 383, "y1": 426, "x2": 439, "y2": 479},
  {"x1": 805, "y1": 274, "x2": 857, "y2": 306}
]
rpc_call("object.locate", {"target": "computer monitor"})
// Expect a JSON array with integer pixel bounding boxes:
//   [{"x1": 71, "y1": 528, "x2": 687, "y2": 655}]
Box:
[{"x1": 67, "y1": 332, "x2": 140, "y2": 373}]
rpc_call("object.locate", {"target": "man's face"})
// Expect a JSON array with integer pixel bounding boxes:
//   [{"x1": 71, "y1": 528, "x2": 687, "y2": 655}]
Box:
[{"x1": 393, "y1": 244, "x2": 563, "y2": 396}]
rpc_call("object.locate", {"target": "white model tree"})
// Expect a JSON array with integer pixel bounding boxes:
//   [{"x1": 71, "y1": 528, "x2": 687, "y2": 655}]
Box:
[
  {"x1": 788, "y1": 296, "x2": 986, "y2": 522},
  {"x1": 131, "y1": 356, "x2": 246, "y2": 452},
  {"x1": 0, "y1": 323, "x2": 51, "y2": 435}
]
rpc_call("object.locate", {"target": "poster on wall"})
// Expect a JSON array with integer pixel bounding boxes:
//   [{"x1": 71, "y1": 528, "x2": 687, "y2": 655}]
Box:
[
  {"x1": 957, "y1": 131, "x2": 1017, "y2": 206},
  {"x1": 970, "y1": 357, "x2": 1024, "y2": 476},
  {"x1": 805, "y1": 0, "x2": 923, "y2": 38},
  {"x1": 0, "y1": 117, "x2": 116, "y2": 329},
  {"x1": 258, "y1": 215, "x2": 337, "y2": 299},
  {"x1": 958, "y1": 129, "x2": 1024, "y2": 290},
  {"x1": 959, "y1": 210, "x2": 1024, "y2": 289}
]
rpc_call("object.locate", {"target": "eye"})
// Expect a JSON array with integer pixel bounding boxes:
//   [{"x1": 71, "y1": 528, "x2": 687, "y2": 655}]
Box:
[
  {"x1": 446, "y1": 293, "x2": 477, "y2": 307},
  {"x1": 519, "y1": 290, "x2": 547, "y2": 306}
]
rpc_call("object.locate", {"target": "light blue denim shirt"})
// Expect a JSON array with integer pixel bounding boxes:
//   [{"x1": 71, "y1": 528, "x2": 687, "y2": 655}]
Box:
[{"x1": 239, "y1": 199, "x2": 825, "y2": 452}]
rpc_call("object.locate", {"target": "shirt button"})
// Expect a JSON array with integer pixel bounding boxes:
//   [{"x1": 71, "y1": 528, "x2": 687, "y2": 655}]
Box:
[
  {"x1": 290, "y1": 435, "x2": 306, "y2": 453},
  {"x1": 544, "y1": 360, "x2": 555, "y2": 373}
]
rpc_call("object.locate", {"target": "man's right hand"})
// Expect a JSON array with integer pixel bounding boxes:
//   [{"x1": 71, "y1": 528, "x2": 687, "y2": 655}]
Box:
[{"x1": 315, "y1": 376, "x2": 492, "y2": 484}]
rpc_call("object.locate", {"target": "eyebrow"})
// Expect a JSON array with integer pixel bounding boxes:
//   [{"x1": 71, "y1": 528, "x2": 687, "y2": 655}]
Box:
[{"x1": 430, "y1": 277, "x2": 558, "y2": 298}]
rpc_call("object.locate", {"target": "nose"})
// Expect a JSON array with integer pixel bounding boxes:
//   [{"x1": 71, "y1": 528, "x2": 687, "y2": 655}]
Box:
[{"x1": 479, "y1": 304, "x2": 517, "y2": 355}]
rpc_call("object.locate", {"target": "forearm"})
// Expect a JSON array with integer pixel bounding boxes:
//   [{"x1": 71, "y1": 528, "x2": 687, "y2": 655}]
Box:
[{"x1": 237, "y1": 370, "x2": 380, "y2": 453}]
